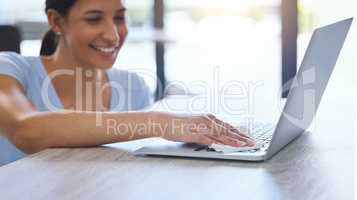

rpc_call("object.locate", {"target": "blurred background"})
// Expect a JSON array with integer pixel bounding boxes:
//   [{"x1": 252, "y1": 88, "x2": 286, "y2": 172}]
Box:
[
  {"x1": 0, "y1": 0, "x2": 356, "y2": 165},
  {"x1": 0, "y1": 0, "x2": 355, "y2": 98}
]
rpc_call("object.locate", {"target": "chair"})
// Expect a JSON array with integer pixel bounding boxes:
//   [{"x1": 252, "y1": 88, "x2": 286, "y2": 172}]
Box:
[{"x1": 0, "y1": 25, "x2": 21, "y2": 53}]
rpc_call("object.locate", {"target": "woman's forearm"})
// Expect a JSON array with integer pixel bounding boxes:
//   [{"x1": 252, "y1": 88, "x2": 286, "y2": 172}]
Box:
[{"x1": 11, "y1": 111, "x2": 167, "y2": 153}]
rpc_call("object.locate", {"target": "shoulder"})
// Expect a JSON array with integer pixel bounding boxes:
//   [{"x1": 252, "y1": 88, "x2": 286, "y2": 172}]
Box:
[
  {"x1": 0, "y1": 52, "x2": 35, "y2": 89},
  {"x1": 0, "y1": 52, "x2": 33, "y2": 73},
  {"x1": 0, "y1": 52, "x2": 30, "y2": 66}
]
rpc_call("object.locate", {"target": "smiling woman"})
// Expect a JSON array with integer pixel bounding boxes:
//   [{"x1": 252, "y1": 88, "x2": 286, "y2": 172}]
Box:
[
  {"x1": 40, "y1": 0, "x2": 128, "y2": 70},
  {"x1": 0, "y1": 0, "x2": 255, "y2": 156}
]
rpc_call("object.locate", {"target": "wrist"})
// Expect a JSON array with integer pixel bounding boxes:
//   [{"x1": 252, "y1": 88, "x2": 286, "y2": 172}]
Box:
[
  {"x1": 148, "y1": 111, "x2": 181, "y2": 138},
  {"x1": 147, "y1": 111, "x2": 165, "y2": 138}
]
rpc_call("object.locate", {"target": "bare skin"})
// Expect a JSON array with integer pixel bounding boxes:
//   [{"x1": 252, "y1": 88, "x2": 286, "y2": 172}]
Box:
[{"x1": 0, "y1": 0, "x2": 255, "y2": 154}]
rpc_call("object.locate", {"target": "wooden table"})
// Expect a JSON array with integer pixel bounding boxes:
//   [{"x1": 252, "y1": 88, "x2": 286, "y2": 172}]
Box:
[{"x1": 0, "y1": 94, "x2": 354, "y2": 200}]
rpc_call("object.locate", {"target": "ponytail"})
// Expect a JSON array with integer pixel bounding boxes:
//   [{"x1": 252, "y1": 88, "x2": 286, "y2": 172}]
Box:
[
  {"x1": 40, "y1": 29, "x2": 59, "y2": 56},
  {"x1": 41, "y1": 0, "x2": 77, "y2": 55}
]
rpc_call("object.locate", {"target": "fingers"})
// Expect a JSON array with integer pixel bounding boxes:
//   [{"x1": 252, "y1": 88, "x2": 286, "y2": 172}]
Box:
[
  {"x1": 206, "y1": 114, "x2": 256, "y2": 147},
  {"x1": 186, "y1": 125, "x2": 235, "y2": 147},
  {"x1": 225, "y1": 130, "x2": 256, "y2": 146},
  {"x1": 207, "y1": 114, "x2": 250, "y2": 138},
  {"x1": 195, "y1": 136, "x2": 218, "y2": 146},
  {"x1": 206, "y1": 135, "x2": 247, "y2": 147}
]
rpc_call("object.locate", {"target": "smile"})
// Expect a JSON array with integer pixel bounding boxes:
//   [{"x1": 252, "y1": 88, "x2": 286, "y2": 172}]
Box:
[{"x1": 89, "y1": 44, "x2": 118, "y2": 54}]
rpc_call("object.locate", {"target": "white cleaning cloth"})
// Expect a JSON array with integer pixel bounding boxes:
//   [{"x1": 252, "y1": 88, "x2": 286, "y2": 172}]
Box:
[{"x1": 209, "y1": 143, "x2": 263, "y2": 153}]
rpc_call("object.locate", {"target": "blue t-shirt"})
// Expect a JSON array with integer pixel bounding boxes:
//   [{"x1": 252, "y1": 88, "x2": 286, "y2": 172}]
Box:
[
  {"x1": 0, "y1": 52, "x2": 153, "y2": 111},
  {"x1": 0, "y1": 52, "x2": 153, "y2": 164}
]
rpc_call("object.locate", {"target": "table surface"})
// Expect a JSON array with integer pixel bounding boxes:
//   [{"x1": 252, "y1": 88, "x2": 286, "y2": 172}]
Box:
[{"x1": 0, "y1": 94, "x2": 355, "y2": 200}]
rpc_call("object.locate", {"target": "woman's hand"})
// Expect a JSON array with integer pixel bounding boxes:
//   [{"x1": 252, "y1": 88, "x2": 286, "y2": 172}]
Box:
[{"x1": 156, "y1": 113, "x2": 256, "y2": 147}]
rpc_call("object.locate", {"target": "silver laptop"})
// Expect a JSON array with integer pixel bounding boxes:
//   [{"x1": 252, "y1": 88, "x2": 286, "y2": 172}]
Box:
[{"x1": 135, "y1": 18, "x2": 353, "y2": 161}]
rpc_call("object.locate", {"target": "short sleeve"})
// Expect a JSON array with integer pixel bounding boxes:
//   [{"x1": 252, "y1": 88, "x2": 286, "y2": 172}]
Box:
[{"x1": 0, "y1": 52, "x2": 28, "y2": 90}]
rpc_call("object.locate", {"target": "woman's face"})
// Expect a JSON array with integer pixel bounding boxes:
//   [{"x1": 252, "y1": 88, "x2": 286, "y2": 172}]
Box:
[{"x1": 59, "y1": 0, "x2": 127, "y2": 69}]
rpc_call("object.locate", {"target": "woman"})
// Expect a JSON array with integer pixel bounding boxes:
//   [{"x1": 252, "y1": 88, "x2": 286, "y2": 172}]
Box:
[{"x1": 0, "y1": 0, "x2": 255, "y2": 154}]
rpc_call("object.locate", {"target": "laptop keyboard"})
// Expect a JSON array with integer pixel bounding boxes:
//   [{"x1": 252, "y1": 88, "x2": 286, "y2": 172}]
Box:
[
  {"x1": 246, "y1": 123, "x2": 275, "y2": 151},
  {"x1": 195, "y1": 122, "x2": 275, "y2": 152},
  {"x1": 246, "y1": 123, "x2": 274, "y2": 143}
]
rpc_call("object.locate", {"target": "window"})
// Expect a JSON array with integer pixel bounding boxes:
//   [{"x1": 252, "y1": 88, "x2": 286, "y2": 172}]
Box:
[{"x1": 164, "y1": 0, "x2": 283, "y2": 109}]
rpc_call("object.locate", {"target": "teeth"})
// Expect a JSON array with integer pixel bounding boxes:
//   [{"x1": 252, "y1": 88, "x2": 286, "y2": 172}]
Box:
[{"x1": 92, "y1": 45, "x2": 117, "y2": 53}]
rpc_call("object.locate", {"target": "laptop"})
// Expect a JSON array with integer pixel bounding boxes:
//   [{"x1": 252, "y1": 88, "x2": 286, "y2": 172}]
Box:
[{"x1": 134, "y1": 18, "x2": 353, "y2": 161}]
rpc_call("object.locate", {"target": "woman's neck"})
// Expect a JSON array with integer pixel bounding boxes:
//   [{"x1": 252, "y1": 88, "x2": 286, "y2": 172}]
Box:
[
  {"x1": 42, "y1": 45, "x2": 107, "y2": 84},
  {"x1": 40, "y1": 45, "x2": 111, "y2": 111}
]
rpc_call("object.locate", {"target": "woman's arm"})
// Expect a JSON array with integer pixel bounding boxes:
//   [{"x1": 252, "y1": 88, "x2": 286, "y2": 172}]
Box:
[
  {"x1": 0, "y1": 75, "x2": 255, "y2": 154},
  {"x1": 11, "y1": 111, "x2": 162, "y2": 154},
  {"x1": 0, "y1": 76, "x2": 165, "y2": 153}
]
